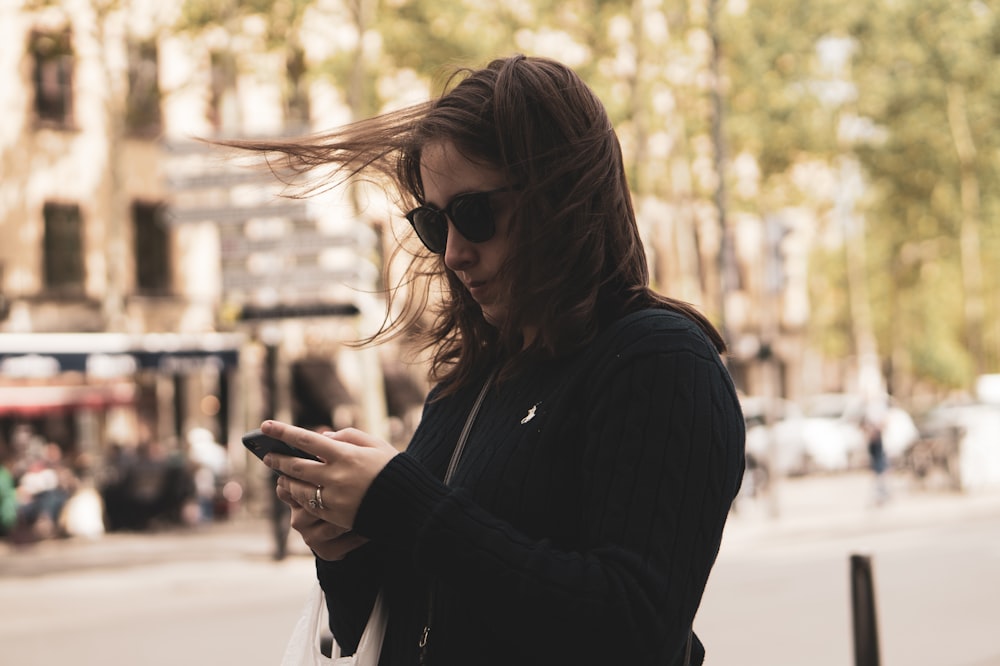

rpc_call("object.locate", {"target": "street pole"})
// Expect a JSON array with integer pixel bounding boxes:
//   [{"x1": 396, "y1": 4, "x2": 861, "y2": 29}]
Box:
[{"x1": 850, "y1": 553, "x2": 882, "y2": 666}]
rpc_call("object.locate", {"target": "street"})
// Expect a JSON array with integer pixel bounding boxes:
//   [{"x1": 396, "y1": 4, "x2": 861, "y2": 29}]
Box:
[
  {"x1": 2, "y1": 472, "x2": 999, "y2": 665},
  {"x1": 1, "y1": 557, "x2": 315, "y2": 666},
  {"x1": 0, "y1": 521, "x2": 318, "y2": 666},
  {"x1": 697, "y1": 473, "x2": 1000, "y2": 666}
]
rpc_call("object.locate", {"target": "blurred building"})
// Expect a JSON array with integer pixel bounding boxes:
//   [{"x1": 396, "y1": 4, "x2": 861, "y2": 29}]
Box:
[
  {"x1": 0, "y1": 1, "x2": 422, "y2": 501},
  {"x1": 3, "y1": 1, "x2": 853, "y2": 501}
]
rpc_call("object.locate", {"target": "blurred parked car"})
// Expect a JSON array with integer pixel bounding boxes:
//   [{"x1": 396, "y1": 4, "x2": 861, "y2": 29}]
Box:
[
  {"x1": 914, "y1": 402, "x2": 1000, "y2": 492},
  {"x1": 741, "y1": 393, "x2": 920, "y2": 476},
  {"x1": 742, "y1": 396, "x2": 806, "y2": 477}
]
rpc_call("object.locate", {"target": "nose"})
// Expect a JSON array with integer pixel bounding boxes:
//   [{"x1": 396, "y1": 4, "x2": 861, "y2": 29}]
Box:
[{"x1": 443, "y1": 219, "x2": 476, "y2": 271}]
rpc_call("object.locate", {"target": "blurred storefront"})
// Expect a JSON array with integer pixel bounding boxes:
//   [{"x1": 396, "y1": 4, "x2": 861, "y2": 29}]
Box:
[{"x1": 0, "y1": 332, "x2": 243, "y2": 462}]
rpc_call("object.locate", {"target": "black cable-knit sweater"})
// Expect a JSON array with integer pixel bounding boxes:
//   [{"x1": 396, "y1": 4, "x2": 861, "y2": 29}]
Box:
[{"x1": 315, "y1": 309, "x2": 745, "y2": 666}]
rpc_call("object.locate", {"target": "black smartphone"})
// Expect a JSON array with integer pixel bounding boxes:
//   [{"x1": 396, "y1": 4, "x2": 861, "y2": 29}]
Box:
[{"x1": 242, "y1": 428, "x2": 321, "y2": 463}]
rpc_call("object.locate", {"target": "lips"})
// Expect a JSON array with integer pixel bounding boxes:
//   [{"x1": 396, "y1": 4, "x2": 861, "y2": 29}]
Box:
[{"x1": 465, "y1": 280, "x2": 488, "y2": 301}]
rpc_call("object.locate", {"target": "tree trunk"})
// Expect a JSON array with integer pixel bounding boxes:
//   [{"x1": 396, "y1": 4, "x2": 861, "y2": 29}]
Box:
[{"x1": 946, "y1": 83, "x2": 985, "y2": 381}]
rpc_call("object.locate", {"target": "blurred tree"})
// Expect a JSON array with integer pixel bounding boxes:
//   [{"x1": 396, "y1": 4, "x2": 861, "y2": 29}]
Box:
[
  {"x1": 716, "y1": 0, "x2": 1000, "y2": 397},
  {"x1": 176, "y1": 0, "x2": 315, "y2": 129},
  {"x1": 720, "y1": 0, "x2": 851, "y2": 182},
  {"x1": 715, "y1": 0, "x2": 864, "y2": 395},
  {"x1": 847, "y1": 0, "x2": 1000, "y2": 392},
  {"x1": 172, "y1": 0, "x2": 1000, "y2": 400}
]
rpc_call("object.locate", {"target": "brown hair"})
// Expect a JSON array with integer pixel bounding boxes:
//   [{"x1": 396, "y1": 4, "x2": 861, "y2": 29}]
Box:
[{"x1": 220, "y1": 55, "x2": 725, "y2": 394}]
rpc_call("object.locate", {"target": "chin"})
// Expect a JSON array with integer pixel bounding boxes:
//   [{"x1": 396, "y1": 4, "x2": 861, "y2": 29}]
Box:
[{"x1": 481, "y1": 306, "x2": 505, "y2": 328}]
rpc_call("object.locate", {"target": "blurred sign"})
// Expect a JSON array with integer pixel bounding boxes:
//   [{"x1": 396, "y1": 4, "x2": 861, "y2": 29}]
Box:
[
  {"x1": 164, "y1": 139, "x2": 374, "y2": 314},
  {"x1": 0, "y1": 332, "x2": 242, "y2": 375},
  {"x1": 0, "y1": 354, "x2": 61, "y2": 378},
  {"x1": 165, "y1": 201, "x2": 308, "y2": 225},
  {"x1": 86, "y1": 354, "x2": 138, "y2": 378},
  {"x1": 0, "y1": 383, "x2": 136, "y2": 417}
]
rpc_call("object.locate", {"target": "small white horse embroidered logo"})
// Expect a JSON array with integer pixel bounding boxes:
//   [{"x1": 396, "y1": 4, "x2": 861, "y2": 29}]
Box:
[{"x1": 520, "y1": 403, "x2": 539, "y2": 424}]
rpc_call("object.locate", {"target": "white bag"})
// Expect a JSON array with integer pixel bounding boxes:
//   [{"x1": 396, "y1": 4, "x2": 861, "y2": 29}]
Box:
[{"x1": 282, "y1": 586, "x2": 386, "y2": 666}]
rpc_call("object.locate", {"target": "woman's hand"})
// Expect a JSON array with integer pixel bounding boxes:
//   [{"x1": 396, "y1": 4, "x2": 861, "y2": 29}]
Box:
[
  {"x1": 261, "y1": 420, "x2": 400, "y2": 532},
  {"x1": 275, "y1": 482, "x2": 370, "y2": 560}
]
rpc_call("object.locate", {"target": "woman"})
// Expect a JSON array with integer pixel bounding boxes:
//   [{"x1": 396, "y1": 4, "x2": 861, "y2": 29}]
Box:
[{"x1": 248, "y1": 55, "x2": 744, "y2": 665}]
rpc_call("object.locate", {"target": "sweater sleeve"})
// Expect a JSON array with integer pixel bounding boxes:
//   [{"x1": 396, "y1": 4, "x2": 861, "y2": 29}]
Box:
[
  {"x1": 314, "y1": 543, "x2": 382, "y2": 655},
  {"x1": 353, "y1": 318, "x2": 745, "y2": 665}
]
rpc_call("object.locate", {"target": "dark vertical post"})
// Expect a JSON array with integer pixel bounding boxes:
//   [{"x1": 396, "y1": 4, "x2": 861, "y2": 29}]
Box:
[
  {"x1": 850, "y1": 553, "x2": 881, "y2": 666},
  {"x1": 172, "y1": 373, "x2": 185, "y2": 442}
]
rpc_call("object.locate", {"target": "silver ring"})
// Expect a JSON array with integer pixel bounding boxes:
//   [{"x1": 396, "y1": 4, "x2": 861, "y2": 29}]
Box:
[{"x1": 308, "y1": 485, "x2": 325, "y2": 511}]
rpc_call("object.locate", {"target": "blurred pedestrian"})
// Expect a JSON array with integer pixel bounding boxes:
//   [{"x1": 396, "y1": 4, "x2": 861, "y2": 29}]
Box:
[
  {"x1": 193, "y1": 463, "x2": 217, "y2": 523},
  {"x1": 0, "y1": 450, "x2": 17, "y2": 538},
  {"x1": 864, "y1": 415, "x2": 890, "y2": 506},
  {"x1": 270, "y1": 469, "x2": 291, "y2": 561},
  {"x1": 15, "y1": 442, "x2": 75, "y2": 540},
  {"x1": 232, "y1": 55, "x2": 745, "y2": 665},
  {"x1": 99, "y1": 443, "x2": 137, "y2": 531},
  {"x1": 59, "y1": 456, "x2": 106, "y2": 540}
]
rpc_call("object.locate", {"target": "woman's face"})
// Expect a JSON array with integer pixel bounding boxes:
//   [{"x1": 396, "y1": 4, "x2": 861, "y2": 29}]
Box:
[{"x1": 419, "y1": 141, "x2": 513, "y2": 327}]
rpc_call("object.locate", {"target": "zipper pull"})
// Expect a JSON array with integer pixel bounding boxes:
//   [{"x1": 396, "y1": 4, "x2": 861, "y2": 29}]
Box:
[{"x1": 418, "y1": 625, "x2": 430, "y2": 665}]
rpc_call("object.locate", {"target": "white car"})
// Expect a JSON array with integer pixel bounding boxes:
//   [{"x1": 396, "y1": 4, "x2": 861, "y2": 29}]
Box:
[{"x1": 742, "y1": 393, "x2": 919, "y2": 476}]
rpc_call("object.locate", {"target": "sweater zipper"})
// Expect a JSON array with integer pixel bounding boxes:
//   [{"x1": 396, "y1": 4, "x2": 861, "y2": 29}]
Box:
[
  {"x1": 418, "y1": 370, "x2": 495, "y2": 665},
  {"x1": 418, "y1": 593, "x2": 434, "y2": 665}
]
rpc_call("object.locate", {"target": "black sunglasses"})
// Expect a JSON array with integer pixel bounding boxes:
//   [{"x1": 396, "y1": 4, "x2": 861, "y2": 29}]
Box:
[{"x1": 405, "y1": 188, "x2": 507, "y2": 254}]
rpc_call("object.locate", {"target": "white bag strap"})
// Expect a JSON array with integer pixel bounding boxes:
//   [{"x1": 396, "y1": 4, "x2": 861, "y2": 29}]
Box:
[
  {"x1": 281, "y1": 585, "x2": 328, "y2": 666},
  {"x1": 283, "y1": 587, "x2": 385, "y2": 666}
]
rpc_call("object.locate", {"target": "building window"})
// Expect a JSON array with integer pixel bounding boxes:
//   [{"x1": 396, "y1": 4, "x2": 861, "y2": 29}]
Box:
[
  {"x1": 126, "y1": 39, "x2": 162, "y2": 136},
  {"x1": 133, "y1": 202, "x2": 171, "y2": 293},
  {"x1": 43, "y1": 202, "x2": 84, "y2": 292},
  {"x1": 30, "y1": 29, "x2": 74, "y2": 128}
]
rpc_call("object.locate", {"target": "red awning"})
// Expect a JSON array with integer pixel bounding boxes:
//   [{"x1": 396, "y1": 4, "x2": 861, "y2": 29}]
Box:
[{"x1": 0, "y1": 382, "x2": 136, "y2": 417}]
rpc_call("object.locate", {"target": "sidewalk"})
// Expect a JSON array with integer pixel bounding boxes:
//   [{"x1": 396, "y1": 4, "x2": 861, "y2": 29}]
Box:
[
  {"x1": 3, "y1": 471, "x2": 1000, "y2": 578},
  {"x1": 722, "y1": 469, "x2": 1000, "y2": 549},
  {"x1": 0, "y1": 514, "x2": 312, "y2": 578}
]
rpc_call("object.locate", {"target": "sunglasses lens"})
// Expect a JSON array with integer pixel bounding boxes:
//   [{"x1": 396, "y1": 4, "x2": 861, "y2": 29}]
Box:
[
  {"x1": 407, "y1": 209, "x2": 448, "y2": 254},
  {"x1": 405, "y1": 190, "x2": 500, "y2": 254},
  {"x1": 449, "y1": 193, "x2": 496, "y2": 243}
]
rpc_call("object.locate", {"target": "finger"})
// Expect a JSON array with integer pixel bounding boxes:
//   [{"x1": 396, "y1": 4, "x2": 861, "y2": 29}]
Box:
[
  {"x1": 261, "y1": 420, "x2": 348, "y2": 460},
  {"x1": 291, "y1": 509, "x2": 350, "y2": 539},
  {"x1": 275, "y1": 482, "x2": 302, "y2": 508},
  {"x1": 278, "y1": 474, "x2": 342, "y2": 523},
  {"x1": 264, "y1": 450, "x2": 324, "y2": 483},
  {"x1": 276, "y1": 474, "x2": 317, "y2": 510}
]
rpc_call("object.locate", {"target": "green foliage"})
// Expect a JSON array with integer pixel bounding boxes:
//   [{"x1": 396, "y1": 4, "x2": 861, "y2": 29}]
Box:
[
  {"x1": 807, "y1": 244, "x2": 853, "y2": 359},
  {"x1": 846, "y1": 0, "x2": 1000, "y2": 388},
  {"x1": 906, "y1": 260, "x2": 974, "y2": 388},
  {"x1": 170, "y1": 0, "x2": 1000, "y2": 394},
  {"x1": 378, "y1": 1, "x2": 520, "y2": 76},
  {"x1": 177, "y1": 0, "x2": 313, "y2": 46},
  {"x1": 720, "y1": 0, "x2": 853, "y2": 178}
]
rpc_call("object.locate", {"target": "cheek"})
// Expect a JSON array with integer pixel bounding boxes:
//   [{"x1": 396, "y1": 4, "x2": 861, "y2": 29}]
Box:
[
  {"x1": 484, "y1": 242, "x2": 509, "y2": 269},
  {"x1": 482, "y1": 222, "x2": 513, "y2": 268}
]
